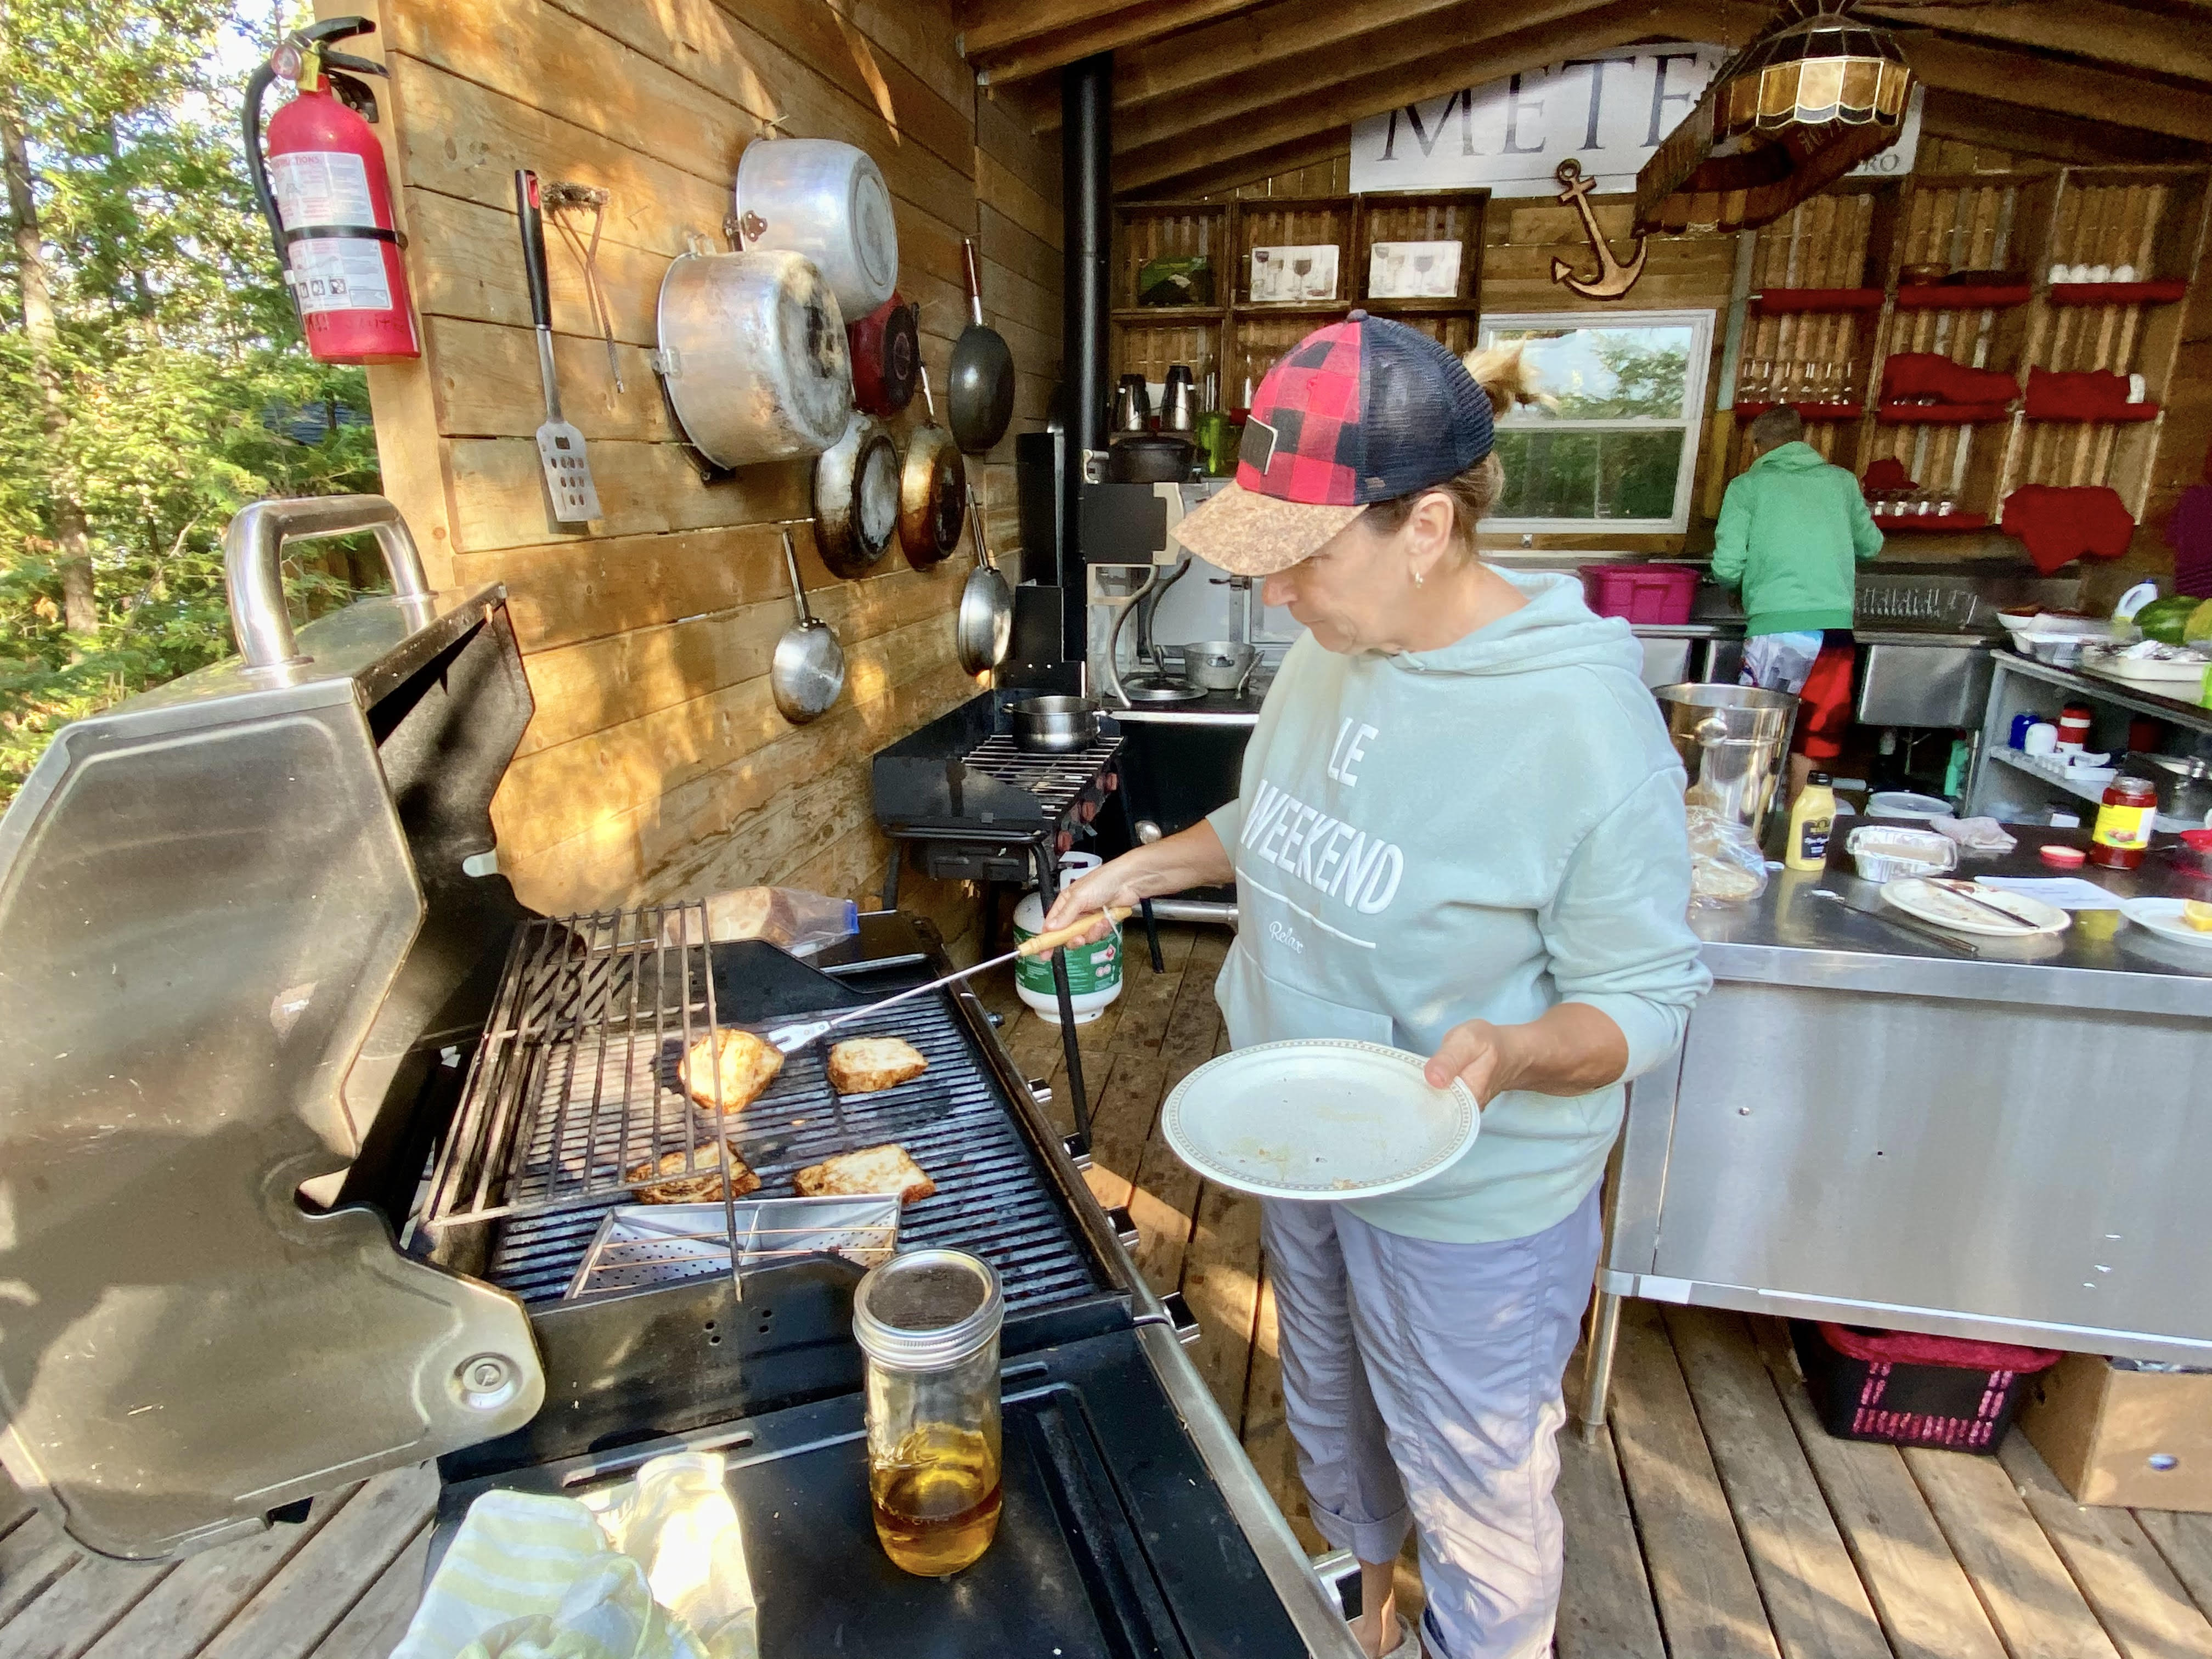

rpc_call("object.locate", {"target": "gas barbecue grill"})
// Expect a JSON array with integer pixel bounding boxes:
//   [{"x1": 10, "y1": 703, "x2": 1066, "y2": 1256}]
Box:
[{"x1": 0, "y1": 498, "x2": 1357, "y2": 1658}]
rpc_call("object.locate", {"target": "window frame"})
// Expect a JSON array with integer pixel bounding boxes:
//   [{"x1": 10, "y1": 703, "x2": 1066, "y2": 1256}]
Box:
[{"x1": 1476, "y1": 308, "x2": 1717, "y2": 535}]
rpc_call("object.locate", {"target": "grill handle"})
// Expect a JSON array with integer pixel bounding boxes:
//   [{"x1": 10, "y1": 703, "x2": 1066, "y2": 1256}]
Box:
[{"x1": 223, "y1": 494, "x2": 436, "y2": 669}]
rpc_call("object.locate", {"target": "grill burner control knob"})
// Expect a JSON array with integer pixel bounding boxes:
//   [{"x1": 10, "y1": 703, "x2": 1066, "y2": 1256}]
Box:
[{"x1": 455, "y1": 1353, "x2": 523, "y2": 1412}]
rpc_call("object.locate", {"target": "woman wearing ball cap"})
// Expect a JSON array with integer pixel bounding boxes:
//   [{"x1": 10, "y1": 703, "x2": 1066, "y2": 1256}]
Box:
[{"x1": 1047, "y1": 313, "x2": 1708, "y2": 1659}]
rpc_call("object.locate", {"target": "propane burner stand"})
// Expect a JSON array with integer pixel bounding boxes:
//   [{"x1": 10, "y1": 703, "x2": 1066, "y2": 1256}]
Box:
[{"x1": 872, "y1": 691, "x2": 1165, "y2": 1158}]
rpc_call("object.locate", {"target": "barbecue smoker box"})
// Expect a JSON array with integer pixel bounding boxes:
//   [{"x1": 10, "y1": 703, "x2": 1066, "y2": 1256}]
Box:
[{"x1": 0, "y1": 498, "x2": 1358, "y2": 1657}]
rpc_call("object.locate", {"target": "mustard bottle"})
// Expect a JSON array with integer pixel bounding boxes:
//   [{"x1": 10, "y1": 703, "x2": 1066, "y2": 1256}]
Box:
[{"x1": 1786, "y1": 771, "x2": 1837, "y2": 871}]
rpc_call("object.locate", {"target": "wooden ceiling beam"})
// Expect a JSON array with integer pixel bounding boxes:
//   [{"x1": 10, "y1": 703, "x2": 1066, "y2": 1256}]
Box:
[
  {"x1": 1113, "y1": 0, "x2": 1602, "y2": 155},
  {"x1": 1037, "y1": 0, "x2": 1481, "y2": 133},
  {"x1": 1116, "y1": 0, "x2": 1706, "y2": 191},
  {"x1": 1865, "y1": 0, "x2": 2212, "y2": 89},
  {"x1": 957, "y1": 0, "x2": 1149, "y2": 62},
  {"x1": 966, "y1": 0, "x2": 1267, "y2": 86},
  {"x1": 1918, "y1": 87, "x2": 2203, "y2": 166}
]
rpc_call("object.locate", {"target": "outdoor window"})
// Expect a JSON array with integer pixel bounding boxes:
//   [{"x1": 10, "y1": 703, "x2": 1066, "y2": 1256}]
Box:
[{"x1": 1475, "y1": 311, "x2": 1714, "y2": 534}]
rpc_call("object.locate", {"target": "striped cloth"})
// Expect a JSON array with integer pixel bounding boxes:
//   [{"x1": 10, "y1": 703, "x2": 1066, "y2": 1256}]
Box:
[{"x1": 393, "y1": 1454, "x2": 757, "y2": 1659}]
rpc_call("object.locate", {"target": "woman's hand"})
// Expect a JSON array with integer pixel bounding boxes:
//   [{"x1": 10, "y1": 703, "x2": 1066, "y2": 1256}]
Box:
[
  {"x1": 1424, "y1": 1019, "x2": 1526, "y2": 1106},
  {"x1": 1039, "y1": 822, "x2": 1235, "y2": 949},
  {"x1": 1425, "y1": 1003, "x2": 1630, "y2": 1105},
  {"x1": 1040, "y1": 853, "x2": 1157, "y2": 947}
]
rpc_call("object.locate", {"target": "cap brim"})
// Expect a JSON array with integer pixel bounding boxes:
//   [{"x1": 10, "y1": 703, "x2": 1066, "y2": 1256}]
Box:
[{"x1": 1169, "y1": 483, "x2": 1364, "y2": 577}]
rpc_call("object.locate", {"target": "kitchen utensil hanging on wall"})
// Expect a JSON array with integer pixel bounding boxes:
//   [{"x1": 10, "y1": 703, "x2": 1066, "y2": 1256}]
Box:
[
  {"x1": 949, "y1": 239, "x2": 1014, "y2": 453},
  {"x1": 955, "y1": 486, "x2": 1013, "y2": 675},
  {"x1": 654, "y1": 243, "x2": 851, "y2": 470},
  {"x1": 848, "y1": 292, "x2": 917, "y2": 416},
  {"x1": 771, "y1": 522, "x2": 846, "y2": 724},
  {"x1": 515, "y1": 170, "x2": 601, "y2": 525},
  {"x1": 543, "y1": 180, "x2": 623, "y2": 393},
  {"x1": 898, "y1": 364, "x2": 964, "y2": 567},
  {"x1": 814, "y1": 410, "x2": 900, "y2": 578},
  {"x1": 731, "y1": 136, "x2": 898, "y2": 320}
]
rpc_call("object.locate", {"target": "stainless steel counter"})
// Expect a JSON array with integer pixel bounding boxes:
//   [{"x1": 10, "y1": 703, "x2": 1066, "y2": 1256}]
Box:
[{"x1": 1581, "y1": 825, "x2": 2212, "y2": 1434}]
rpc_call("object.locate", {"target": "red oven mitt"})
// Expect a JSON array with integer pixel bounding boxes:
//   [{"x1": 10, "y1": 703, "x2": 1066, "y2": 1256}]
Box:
[
  {"x1": 2024, "y1": 368, "x2": 2135, "y2": 420},
  {"x1": 1882, "y1": 353, "x2": 2018, "y2": 406},
  {"x1": 2001, "y1": 485, "x2": 2136, "y2": 574}
]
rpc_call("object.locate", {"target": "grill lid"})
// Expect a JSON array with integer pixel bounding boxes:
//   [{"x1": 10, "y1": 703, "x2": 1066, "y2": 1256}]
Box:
[{"x1": 0, "y1": 498, "x2": 545, "y2": 1561}]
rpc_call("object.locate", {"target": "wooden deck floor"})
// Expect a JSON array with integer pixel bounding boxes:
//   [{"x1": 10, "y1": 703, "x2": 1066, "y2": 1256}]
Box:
[{"x1": 7, "y1": 921, "x2": 2211, "y2": 1657}]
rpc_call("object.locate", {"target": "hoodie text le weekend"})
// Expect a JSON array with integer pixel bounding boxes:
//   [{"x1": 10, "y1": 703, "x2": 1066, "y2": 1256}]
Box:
[{"x1": 1235, "y1": 716, "x2": 1405, "y2": 920}]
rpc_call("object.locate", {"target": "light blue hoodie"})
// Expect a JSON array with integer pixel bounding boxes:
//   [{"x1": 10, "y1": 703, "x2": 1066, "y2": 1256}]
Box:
[{"x1": 1206, "y1": 569, "x2": 1711, "y2": 1243}]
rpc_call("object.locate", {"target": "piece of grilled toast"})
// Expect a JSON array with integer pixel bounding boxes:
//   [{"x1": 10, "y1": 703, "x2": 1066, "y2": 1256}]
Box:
[
  {"x1": 826, "y1": 1036, "x2": 929, "y2": 1096},
  {"x1": 626, "y1": 1142, "x2": 761, "y2": 1205},
  {"x1": 793, "y1": 1143, "x2": 935, "y2": 1204},
  {"x1": 679, "y1": 1028, "x2": 783, "y2": 1113}
]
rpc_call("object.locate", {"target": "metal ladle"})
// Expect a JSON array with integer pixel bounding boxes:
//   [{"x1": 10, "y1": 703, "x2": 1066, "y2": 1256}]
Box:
[{"x1": 771, "y1": 522, "x2": 846, "y2": 723}]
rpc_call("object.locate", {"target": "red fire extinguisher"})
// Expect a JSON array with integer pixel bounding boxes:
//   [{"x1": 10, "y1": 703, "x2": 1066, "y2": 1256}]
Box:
[{"x1": 244, "y1": 16, "x2": 420, "y2": 364}]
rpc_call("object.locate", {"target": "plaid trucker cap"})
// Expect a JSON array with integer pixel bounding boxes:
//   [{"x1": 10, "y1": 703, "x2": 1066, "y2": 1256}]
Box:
[{"x1": 1171, "y1": 310, "x2": 1495, "y2": 576}]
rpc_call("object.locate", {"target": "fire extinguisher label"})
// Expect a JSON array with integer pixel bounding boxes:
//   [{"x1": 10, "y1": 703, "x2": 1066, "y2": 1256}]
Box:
[
  {"x1": 289, "y1": 238, "x2": 393, "y2": 314},
  {"x1": 268, "y1": 150, "x2": 378, "y2": 230}
]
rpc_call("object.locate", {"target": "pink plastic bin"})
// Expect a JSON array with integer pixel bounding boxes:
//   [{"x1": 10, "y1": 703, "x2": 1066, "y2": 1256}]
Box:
[{"x1": 1581, "y1": 562, "x2": 1700, "y2": 624}]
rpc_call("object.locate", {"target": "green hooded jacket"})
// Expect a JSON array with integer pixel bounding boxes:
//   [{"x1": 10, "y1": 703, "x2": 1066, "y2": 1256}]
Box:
[{"x1": 1711, "y1": 440, "x2": 1884, "y2": 635}]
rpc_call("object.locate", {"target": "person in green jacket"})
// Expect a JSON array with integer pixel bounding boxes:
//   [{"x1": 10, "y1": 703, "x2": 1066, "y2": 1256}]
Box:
[{"x1": 1712, "y1": 405, "x2": 1884, "y2": 802}]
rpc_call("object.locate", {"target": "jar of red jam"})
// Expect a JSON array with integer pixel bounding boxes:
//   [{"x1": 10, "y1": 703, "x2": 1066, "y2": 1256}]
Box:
[{"x1": 2089, "y1": 776, "x2": 2158, "y2": 870}]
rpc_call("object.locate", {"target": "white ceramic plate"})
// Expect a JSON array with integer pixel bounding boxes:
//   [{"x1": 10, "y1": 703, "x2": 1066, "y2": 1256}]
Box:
[
  {"x1": 1161, "y1": 1039, "x2": 1479, "y2": 1201},
  {"x1": 2120, "y1": 897, "x2": 2212, "y2": 950},
  {"x1": 1883, "y1": 877, "x2": 2072, "y2": 937}
]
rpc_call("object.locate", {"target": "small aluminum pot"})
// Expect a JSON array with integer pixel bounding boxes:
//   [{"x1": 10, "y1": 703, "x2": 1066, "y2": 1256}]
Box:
[
  {"x1": 1010, "y1": 695, "x2": 1099, "y2": 754},
  {"x1": 1183, "y1": 639, "x2": 1257, "y2": 693}
]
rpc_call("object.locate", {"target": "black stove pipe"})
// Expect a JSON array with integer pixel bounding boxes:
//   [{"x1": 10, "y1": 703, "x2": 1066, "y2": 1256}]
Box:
[{"x1": 1060, "y1": 51, "x2": 1112, "y2": 662}]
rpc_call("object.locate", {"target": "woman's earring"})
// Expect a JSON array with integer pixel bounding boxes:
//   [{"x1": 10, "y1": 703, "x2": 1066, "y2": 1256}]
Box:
[{"x1": 1412, "y1": 566, "x2": 1425, "y2": 587}]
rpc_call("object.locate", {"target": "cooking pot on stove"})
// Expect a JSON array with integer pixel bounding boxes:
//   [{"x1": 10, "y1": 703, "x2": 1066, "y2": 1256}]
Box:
[
  {"x1": 1108, "y1": 434, "x2": 1194, "y2": 483},
  {"x1": 1011, "y1": 695, "x2": 1100, "y2": 753}
]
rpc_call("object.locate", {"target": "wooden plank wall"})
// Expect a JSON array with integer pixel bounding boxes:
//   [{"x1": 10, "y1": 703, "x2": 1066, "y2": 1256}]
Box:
[{"x1": 326, "y1": 0, "x2": 1063, "y2": 955}]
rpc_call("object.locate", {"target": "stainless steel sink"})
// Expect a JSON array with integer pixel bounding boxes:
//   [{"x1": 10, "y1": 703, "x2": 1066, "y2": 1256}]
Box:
[{"x1": 1855, "y1": 630, "x2": 1996, "y2": 727}]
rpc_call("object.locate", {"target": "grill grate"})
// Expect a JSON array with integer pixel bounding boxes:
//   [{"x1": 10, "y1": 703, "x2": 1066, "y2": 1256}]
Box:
[{"x1": 425, "y1": 904, "x2": 1104, "y2": 1314}]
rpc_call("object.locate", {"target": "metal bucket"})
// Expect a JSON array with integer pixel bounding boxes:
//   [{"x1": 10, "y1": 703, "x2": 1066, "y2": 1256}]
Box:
[{"x1": 1654, "y1": 682, "x2": 1797, "y2": 828}]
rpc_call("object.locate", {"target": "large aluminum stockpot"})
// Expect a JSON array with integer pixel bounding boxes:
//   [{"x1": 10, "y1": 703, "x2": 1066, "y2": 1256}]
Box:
[
  {"x1": 656, "y1": 249, "x2": 852, "y2": 470},
  {"x1": 1654, "y1": 682, "x2": 1798, "y2": 828},
  {"x1": 732, "y1": 137, "x2": 898, "y2": 320}
]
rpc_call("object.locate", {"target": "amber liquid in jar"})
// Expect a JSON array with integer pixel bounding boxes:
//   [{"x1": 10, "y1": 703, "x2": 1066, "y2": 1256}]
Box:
[{"x1": 868, "y1": 1424, "x2": 1003, "y2": 1576}]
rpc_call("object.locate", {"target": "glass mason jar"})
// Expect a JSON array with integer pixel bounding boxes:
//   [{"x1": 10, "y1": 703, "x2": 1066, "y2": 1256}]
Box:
[{"x1": 853, "y1": 1248, "x2": 1005, "y2": 1576}]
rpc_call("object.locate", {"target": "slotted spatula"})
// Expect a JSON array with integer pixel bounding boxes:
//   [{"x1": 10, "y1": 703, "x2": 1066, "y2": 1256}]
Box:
[
  {"x1": 516, "y1": 168, "x2": 601, "y2": 524},
  {"x1": 751, "y1": 907, "x2": 1131, "y2": 1054}
]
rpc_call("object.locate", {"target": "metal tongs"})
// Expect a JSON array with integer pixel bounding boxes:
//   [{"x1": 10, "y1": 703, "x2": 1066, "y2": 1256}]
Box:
[{"x1": 752, "y1": 906, "x2": 1133, "y2": 1054}]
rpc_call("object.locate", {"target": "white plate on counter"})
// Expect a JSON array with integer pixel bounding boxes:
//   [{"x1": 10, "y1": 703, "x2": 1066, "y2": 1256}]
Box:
[
  {"x1": 2119, "y1": 898, "x2": 2212, "y2": 950},
  {"x1": 1161, "y1": 1039, "x2": 1478, "y2": 1201},
  {"x1": 1881, "y1": 877, "x2": 2072, "y2": 937}
]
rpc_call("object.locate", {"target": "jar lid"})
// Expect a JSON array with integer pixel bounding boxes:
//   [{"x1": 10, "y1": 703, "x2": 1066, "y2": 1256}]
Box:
[
  {"x1": 2113, "y1": 776, "x2": 2159, "y2": 804},
  {"x1": 853, "y1": 1248, "x2": 1003, "y2": 1369}
]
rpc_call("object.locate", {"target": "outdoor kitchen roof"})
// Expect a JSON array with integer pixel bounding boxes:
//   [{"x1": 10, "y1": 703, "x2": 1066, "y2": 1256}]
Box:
[{"x1": 956, "y1": 0, "x2": 2212, "y2": 194}]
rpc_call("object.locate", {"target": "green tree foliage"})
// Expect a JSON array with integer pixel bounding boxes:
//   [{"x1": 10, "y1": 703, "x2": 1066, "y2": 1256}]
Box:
[{"x1": 0, "y1": 0, "x2": 378, "y2": 803}]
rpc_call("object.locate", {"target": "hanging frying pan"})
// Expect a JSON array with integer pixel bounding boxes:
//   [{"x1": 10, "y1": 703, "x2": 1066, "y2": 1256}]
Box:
[
  {"x1": 771, "y1": 522, "x2": 846, "y2": 724},
  {"x1": 814, "y1": 410, "x2": 900, "y2": 578},
  {"x1": 955, "y1": 486, "x2": 1014, "y2": 675},
  {"x1": 948, "y1": 239, "x2": 1015, "y2": 454},
  {"x1": 899, "y1": 364, "x2": 965, "y2": 568},
  {"x1": 848, "y1": 294, "x2": 918, "y2": 416}
]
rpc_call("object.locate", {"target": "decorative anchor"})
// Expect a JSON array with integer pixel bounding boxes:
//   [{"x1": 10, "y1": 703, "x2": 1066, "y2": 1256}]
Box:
[{"x1": 1549, "y1": 158, "x2": 1647, "y2": 301}]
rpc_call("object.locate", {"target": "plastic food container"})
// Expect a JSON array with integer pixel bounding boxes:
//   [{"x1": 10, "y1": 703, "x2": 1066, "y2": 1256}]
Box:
[
  {"x1": 1866, "y1": 790, "x2": 1952, "y2": 820},
  {"x1": 1845, "y1": 825, "x2": 1957, "y2": 882},
  {"x1": 1582, "y1": 563, "x2": 1700, "y2": 624}
]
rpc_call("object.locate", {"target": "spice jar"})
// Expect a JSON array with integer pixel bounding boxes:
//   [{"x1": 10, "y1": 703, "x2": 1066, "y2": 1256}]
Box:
[
  {"x1": 853, "y1": 1249, "x2": 1005, "y2": 1576},
  {"x1": 2056, "y1": 702, "x2": 2095, "y2": 754},
  {"x1": 2089, "y1": 775, "x2": 2158, "y2": 870}
]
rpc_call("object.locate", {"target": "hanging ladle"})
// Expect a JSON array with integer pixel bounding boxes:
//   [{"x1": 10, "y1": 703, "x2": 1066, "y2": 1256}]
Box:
[{"x1": 771, "y1": 521, "x2": 847, "y2": 724}]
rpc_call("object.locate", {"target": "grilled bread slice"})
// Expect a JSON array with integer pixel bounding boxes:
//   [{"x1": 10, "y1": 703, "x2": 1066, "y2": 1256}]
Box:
[
  {"x1": 794, "y1": 1143, "x2": 935, "y2": 1205},
  {"x1": 626, "y1": 1142, "x2": 761, "y2": 1205},
  {"x1": 826, "y1": 1036, "x2": 929, "y2": 1096},
  {"x1": 679, "y1": 1028, "x2": 783, "y2": 1113}
]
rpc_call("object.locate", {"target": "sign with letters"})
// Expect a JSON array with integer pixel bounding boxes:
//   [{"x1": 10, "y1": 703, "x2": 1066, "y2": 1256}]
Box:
[{"x1": 1350, "y1": 43, "x2": 1922, "y2": 198}]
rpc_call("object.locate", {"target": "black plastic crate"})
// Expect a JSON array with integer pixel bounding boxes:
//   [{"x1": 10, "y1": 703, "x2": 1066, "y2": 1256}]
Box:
[{"x1": 1792, "y1": 1321, "x2": 2061, "y2": 1454}]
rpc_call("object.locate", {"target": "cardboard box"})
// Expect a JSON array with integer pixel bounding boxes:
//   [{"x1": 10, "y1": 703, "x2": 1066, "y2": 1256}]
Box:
[{"x1": 2019, "y1": 1352, "x2": 2212, "y2": 1511}]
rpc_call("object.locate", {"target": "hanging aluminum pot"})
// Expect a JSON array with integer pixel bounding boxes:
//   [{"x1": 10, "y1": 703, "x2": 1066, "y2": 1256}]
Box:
[
  {"x1": 732, "y1": 137, "x2": 898, "y2": 321},
  {"x1": 814, "y1": 410, "x2": 901, "y2": 579},
  {"x1": 655, "y1": 247, "x2": 851, "y2": 470}
]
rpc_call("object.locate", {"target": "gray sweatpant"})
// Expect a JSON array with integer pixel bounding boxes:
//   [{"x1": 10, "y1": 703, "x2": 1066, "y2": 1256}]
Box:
[{"x1": 1260, "y1": 1186, "x2": 1603, "y2": 1659}]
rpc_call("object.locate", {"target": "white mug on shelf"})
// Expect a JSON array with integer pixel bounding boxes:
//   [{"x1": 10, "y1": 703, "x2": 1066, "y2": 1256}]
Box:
[
  {"x1": 2050, "y1": 263, "x2": 2075, "y2": 284},
  {"x1": 2023, "y1": 722, "x2": 2060, "y2": 757},
  {"x1": 2087, "y1": 264, "x2": 2113, "y2": 283},
  {"x1": 2129, "y1": 373, "x2": 2148, "y2": 403},
  {"x1": 2114, "y1": 264, "x2": 2137, "y2": 283}
]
